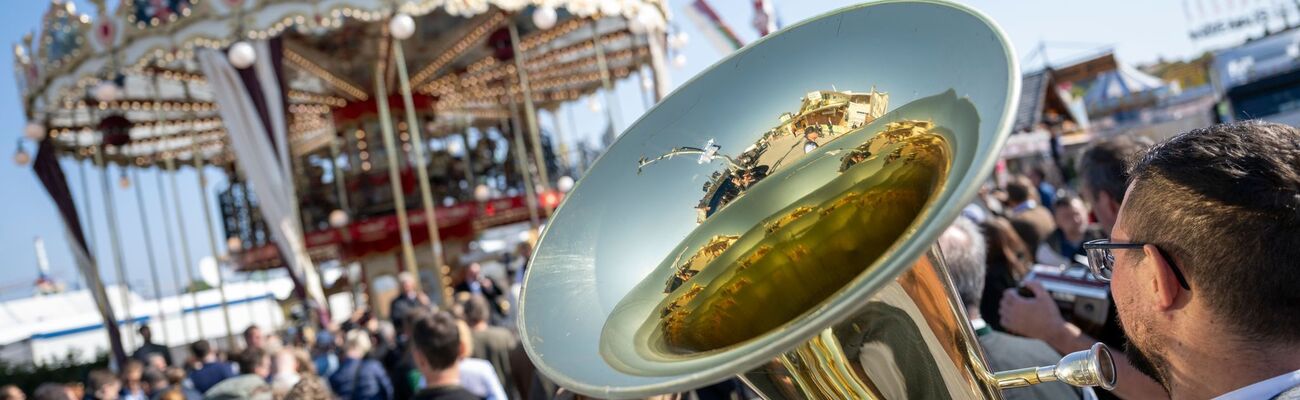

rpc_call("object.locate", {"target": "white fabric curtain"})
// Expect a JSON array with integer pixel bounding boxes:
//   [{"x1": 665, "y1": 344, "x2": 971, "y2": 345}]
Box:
[{"x1": 197, "y1": 45, "x2": 328, "y2": 311}]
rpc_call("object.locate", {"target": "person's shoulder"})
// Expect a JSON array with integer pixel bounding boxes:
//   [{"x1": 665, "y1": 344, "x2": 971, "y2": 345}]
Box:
[{"x1": 413, "y1": 386, "x2": 482, "y2": 400}]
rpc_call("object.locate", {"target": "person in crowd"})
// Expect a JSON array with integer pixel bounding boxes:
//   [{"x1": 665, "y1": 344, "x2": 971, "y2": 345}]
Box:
[
  {"x1": 976, "y1": 217, "x2": 1031, "y2": 333},
  {"x1": 283, "y1": 375, "x2": 332, "y2": 400},
  {"x1": 132, "y1": 326, "x2": 172, "y2": 366},
  {"x1": 145, "y1": 354, "x2": 168, "y2": 375},
  {"x1": 453, "y1": 320, "x2": 506, "y2": 400},
  {"x1": 243, "y1": 326, "x2": 265, "y2": 352},
  {"x1": 1, "y1": 385, "x2": 25, "y2": 400},
  {"x1": 1000, "y1": 136, "x2": 1166, "y2": 400},
  {"x1": 454, "y1": 263, "x2": 506, "y2": 321},
  {"x1": 1039, "y1": 194, "x2": 1105, "y2": 265},
  {"x1": 120, "y1": 360, "x2": 148, "y2": 400},
  {"x1": 391, "y1": 272, "x2": 432, "y2": 333},
  {"x1": 462, "y1": 296, "x2": 517, "y2": 400},
  {"x1": 187, "y1": 340, "x2": 235, "y2": 394},
  {"x1": 329, "y1": 329, "x2": 393, "y2": 400},
  {"x1": 156, "y1": 368, "x2": 200, "y2": 400},
  {"x1": 938, "y1": 217, "x2": 1082, "y2": 400},
  {"x1": 1003, "y1": 175, "x2": 1056, "y2": 260},
  {"x1": 1027, "y1": 166, "x2": 1058, "y2": 213},
  {"x1": 86, "y1": 369, "x2": 121, "y2": 400},
  {"x1": 407, "y1": 310, "x2": 480, "y2": 400},
  {"x1": 311, "y1": 330, "x2": 339, "y2": 378},
  {"x1": 31, "y1": 384, "x2": 73, "y2": 400},
  {"x1": 204, "y1": 348, "x2": 272, "y2": 400},
  {"x1": 270, "y1": 348, "x2": 315, "y2": 396},
  {"x1": 1091, "y1": 122, "x2": 1300, "y2": 398},
  {"x1": 140, "y1": 369, "x2": 167, "y2": 398}
]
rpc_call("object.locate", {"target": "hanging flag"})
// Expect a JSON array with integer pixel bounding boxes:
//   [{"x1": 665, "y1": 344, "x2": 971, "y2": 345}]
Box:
[
  {"x1": 197, "y1": 38, "x2": 330, "y2": 321},
  {"x1": 32, "y1": 139, "x2": 127, "y2": 367},
  {"x1": 686, "y1": 0, "x2": 745, "y2": 54},
  {"x1": 753, "y1": 0, "x2": 778, "y2": 37}
]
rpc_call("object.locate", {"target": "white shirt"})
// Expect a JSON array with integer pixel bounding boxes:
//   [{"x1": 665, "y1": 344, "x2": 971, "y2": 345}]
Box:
[{"x1": 1215, "y1": 369, "x2": 1300, "y2": 400}]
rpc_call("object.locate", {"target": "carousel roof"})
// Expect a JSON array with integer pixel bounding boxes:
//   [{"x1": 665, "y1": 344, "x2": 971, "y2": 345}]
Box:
[{"x1": 14, "y1": 0, "x2": 669, "y2": 169}]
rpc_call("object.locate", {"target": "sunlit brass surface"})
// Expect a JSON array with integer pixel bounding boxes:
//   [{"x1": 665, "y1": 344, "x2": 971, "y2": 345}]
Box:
[
  {"x1": 649, "y1": 123, "x2": 950, "y2": 354},
  {"x1": 739, "y1": 248, "x2": 1002, "y2": 399}
]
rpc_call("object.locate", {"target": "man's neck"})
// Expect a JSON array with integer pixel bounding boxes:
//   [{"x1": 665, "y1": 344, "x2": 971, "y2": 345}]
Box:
[
  {"x1": 472, "y1": 320, "x2": 488, "y2": 332},
  {"x1": 1165, "y1": 322, "x2": 1300, "y2": 398},
  {"x1": 420, "y1": 365, "x2": 461, "y2": 389}
]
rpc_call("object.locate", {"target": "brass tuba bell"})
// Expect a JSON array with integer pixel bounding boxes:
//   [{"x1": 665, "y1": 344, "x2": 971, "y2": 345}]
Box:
[{"x1": 519, "y1": 1, "x2": 1116, "y2": 398}]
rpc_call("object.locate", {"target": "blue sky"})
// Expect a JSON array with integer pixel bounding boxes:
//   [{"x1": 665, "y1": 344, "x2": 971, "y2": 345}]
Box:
[{"x1": 0, "y1": 0, "x2": 1276, "y2": 301}]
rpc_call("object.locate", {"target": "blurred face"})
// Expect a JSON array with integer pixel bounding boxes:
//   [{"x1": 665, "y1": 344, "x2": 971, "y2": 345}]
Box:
[
  {"x1": 1081, "y1": 182, "x2": 1121, "y2": 234},
  {"x1": 467, "y1": 263, "x2": 481, "y2": 280},
  {"x1": 1053, "y1": 198, "x2": 1088, "y2": 237},
  {"x1": 138, "y1": 327, "x2": 152, "y2": 343},
  {"x1": 401, "y1": 278, "x2": 416, "y2": 293},
  {"x1": 3, "y1": 386, "x2": 24, "y2": 400},
  {"x1": 245, "y1": 328, "x2": 263, "y2": 349},
  {"x1": 147, "y1": 355, "x2": 165, "y2": 372}
]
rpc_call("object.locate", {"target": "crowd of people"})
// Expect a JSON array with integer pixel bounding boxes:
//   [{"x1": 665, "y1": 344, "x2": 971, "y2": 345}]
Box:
[
  {"x1": 940, "y1": 121, "x2": 1300, "y2": 399},
  {"x1": 1, "y1": 258, "x2": 545, "y2": 400}
]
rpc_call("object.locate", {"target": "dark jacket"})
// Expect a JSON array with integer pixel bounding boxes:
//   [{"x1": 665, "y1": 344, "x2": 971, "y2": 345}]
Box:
[
  {"x1": 131, "y1": 342, "x2": 172, "y2": 366},
  {"x1": 329, "y1": 357, "x2": 394, "y2": 400},
  {"x1": 411, "y1": 386, "x2": 481, "y2": 400},
  {"x1": 1045, "y1": 226, "x2": 1106, "y2": 263},
  {"x1": 189, "y1": 362, "x2": 236, "y2": 394}
]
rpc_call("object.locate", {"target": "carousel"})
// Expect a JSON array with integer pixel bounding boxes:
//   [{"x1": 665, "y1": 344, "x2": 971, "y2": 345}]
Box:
[{"x1": 13, "y1": 0, "x2": 677, "y2": 366}]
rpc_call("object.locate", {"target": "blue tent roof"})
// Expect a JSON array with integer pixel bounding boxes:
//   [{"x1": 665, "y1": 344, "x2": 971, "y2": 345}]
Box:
[{"x1": 1083, "y1": 63, "x2": 1171, "y2": 113}]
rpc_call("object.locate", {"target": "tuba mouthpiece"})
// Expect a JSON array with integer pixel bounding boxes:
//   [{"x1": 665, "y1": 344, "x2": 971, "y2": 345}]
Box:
[{"x1": 994, "y1": 342, "x2": 1118, "y2": 391}]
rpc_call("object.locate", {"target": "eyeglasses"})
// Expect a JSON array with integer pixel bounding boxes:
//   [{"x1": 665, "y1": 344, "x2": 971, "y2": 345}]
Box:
[{"x1": 1081, "y1": 239, "x2": 1191, "y2": 290}]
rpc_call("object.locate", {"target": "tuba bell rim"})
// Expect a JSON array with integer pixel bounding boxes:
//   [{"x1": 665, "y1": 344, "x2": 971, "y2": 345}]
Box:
[{"x1": 517, "y1": 0, "x2": 1023, "y2": 397}]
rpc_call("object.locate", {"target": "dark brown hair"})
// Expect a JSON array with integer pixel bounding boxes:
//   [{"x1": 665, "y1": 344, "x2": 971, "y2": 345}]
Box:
[
  {"x1": 1077, "y1": 136, "x2": 1151, "y2": 202},
  {"x1": 980, "y1": 217, "x2": 1031, "y2": 280},
  {"x1": 409, "y1": 310, "x2": 461, "y2": 370},
  {"x1": 1126, "y1": 121, "x2": 1300, "y2": 342}
]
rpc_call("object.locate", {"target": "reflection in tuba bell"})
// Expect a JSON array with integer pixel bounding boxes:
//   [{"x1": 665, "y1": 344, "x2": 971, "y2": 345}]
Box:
[{"x1": 518, "y1": 1, "x2": 1116, "y2": 399}]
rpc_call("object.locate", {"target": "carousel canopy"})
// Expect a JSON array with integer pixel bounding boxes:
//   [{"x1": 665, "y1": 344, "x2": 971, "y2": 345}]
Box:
[{"x1": 15, "y1": 0, "x2": 669, "y2": 169}]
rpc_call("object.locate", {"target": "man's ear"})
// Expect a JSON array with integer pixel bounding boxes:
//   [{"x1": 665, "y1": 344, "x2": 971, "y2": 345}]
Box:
[{"x1": 1144, "y1": 244, "x2": 1184, "y2": 310}]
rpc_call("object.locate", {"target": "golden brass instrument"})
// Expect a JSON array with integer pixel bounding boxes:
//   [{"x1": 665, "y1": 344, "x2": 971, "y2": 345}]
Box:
[{"x1": 518, "y1": 1, "x2": 1115, "y2": 398}]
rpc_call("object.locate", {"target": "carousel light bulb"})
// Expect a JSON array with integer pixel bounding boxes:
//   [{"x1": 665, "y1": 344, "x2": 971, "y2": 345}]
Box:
[
  {"x1": 635, "y1": 5, "x2": 664, "y2": 33},
  {"x1": 669, "y1": 31, "x2": 690, "y2": 49},
  {"x1": 13, "y1": 146, "x2": 30, "y2": 166},
  {"x1": 93, "y1": 81, "x2": 121, "y2": 103},
  {"x1": 447, "y1": 139, "x2": 464, "y2": 155},
  {"x1": 474, "y1": 184, "x2": 491, "y2": 202},
  {"x1": 390, "y1": 13, "x2": 416, "y2": 40},
  {"x1": 641, "y1": 74, "x2": 654, "y2": 90},
  {"x1": 228, "y1": 41, "x2": 256, "y2": 69},
  {"x1": 329, "y1": 209, "x2": 350, "y2": 228},
  {"x1": 673, "y1": 53, "x2": 687, "y2": 68},
  {"x1": 599, "y1": 0, "x2": 622, "y2": 16},
  {"x1": 226, "y1": 237, "x2": 243, "y2": 253},
  {"x1": 24, "y1": 121, "x2": 45, "y2": 141},
  {"x1": 557, "y1": 175, "x2": 575, "y2": 193},
  {"x1": 532, "y1": 6, "x2": 557, "y2": 30},
  {"x1": 588, "y1": 97, "x2": 603, "y2": 112}
]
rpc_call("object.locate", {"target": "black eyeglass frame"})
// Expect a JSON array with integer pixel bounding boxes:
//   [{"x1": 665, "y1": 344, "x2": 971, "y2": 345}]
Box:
[{"x1": 1081, "y1": 239, "x2": 1192, "y2": 291}]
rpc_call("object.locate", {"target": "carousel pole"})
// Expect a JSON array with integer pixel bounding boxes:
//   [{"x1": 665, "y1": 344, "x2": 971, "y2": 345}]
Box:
[
  {"x1": 505, "y1": 99, "x2": 542, "y2": 229},
  {"x1": 374, "y1": 53, "x2": 421, "y2": 286},
  {"x1": 94, "y1": 147, "x2": 136, "y2": 350},
  {"x1": 76, "y1": 159, "x2": 98, "y2": 264},
  {"x1": 326, "y1": 136, "x2": 361, "y2": 309},
  {"x1": 588, "y1": 19, "x2": 625, "y2": 132},
  {"x1": 193, "y1": 151, "x2": 237, "y2": 350},
  {"x1": 545, "y1": 107, "x2": 573, "y2": 175},
  {"x1": 165, "y1": 157, "x2": 206, "y2": 341},
  {"x1": 130, "y1": 166, "x2": 171, "y2": 346},
  {"x1": 506, "y1": 21, "x2": 552, "y2": 191},
  {"x1": 391, "y1": 29, "x2": 452, "y2": 306},
  {"x1": 459, "y1": 129, "x2": 477, "y2": 187},
  {"x1": 154, "y1": 167, "x2": 192, "y2": 343}
]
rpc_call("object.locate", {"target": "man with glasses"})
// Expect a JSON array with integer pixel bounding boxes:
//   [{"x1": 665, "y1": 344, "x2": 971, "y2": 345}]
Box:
[
  {"x1": 1001, "y1": 137, "x2": 1166, "y2": 399},
  {"x1": 1079, "y1": 121, "x2": 1300, "y2": 399}
]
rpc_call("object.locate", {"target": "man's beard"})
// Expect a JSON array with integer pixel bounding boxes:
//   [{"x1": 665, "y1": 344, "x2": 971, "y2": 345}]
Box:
[{"x1": 1120, "y1": 314, "x2": 1172, "y2": 393}]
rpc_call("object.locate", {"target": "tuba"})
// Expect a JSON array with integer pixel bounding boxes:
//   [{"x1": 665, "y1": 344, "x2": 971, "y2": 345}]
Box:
[{"x1": 518, "y1": 1, "x2": 1116, "y2": 398}]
